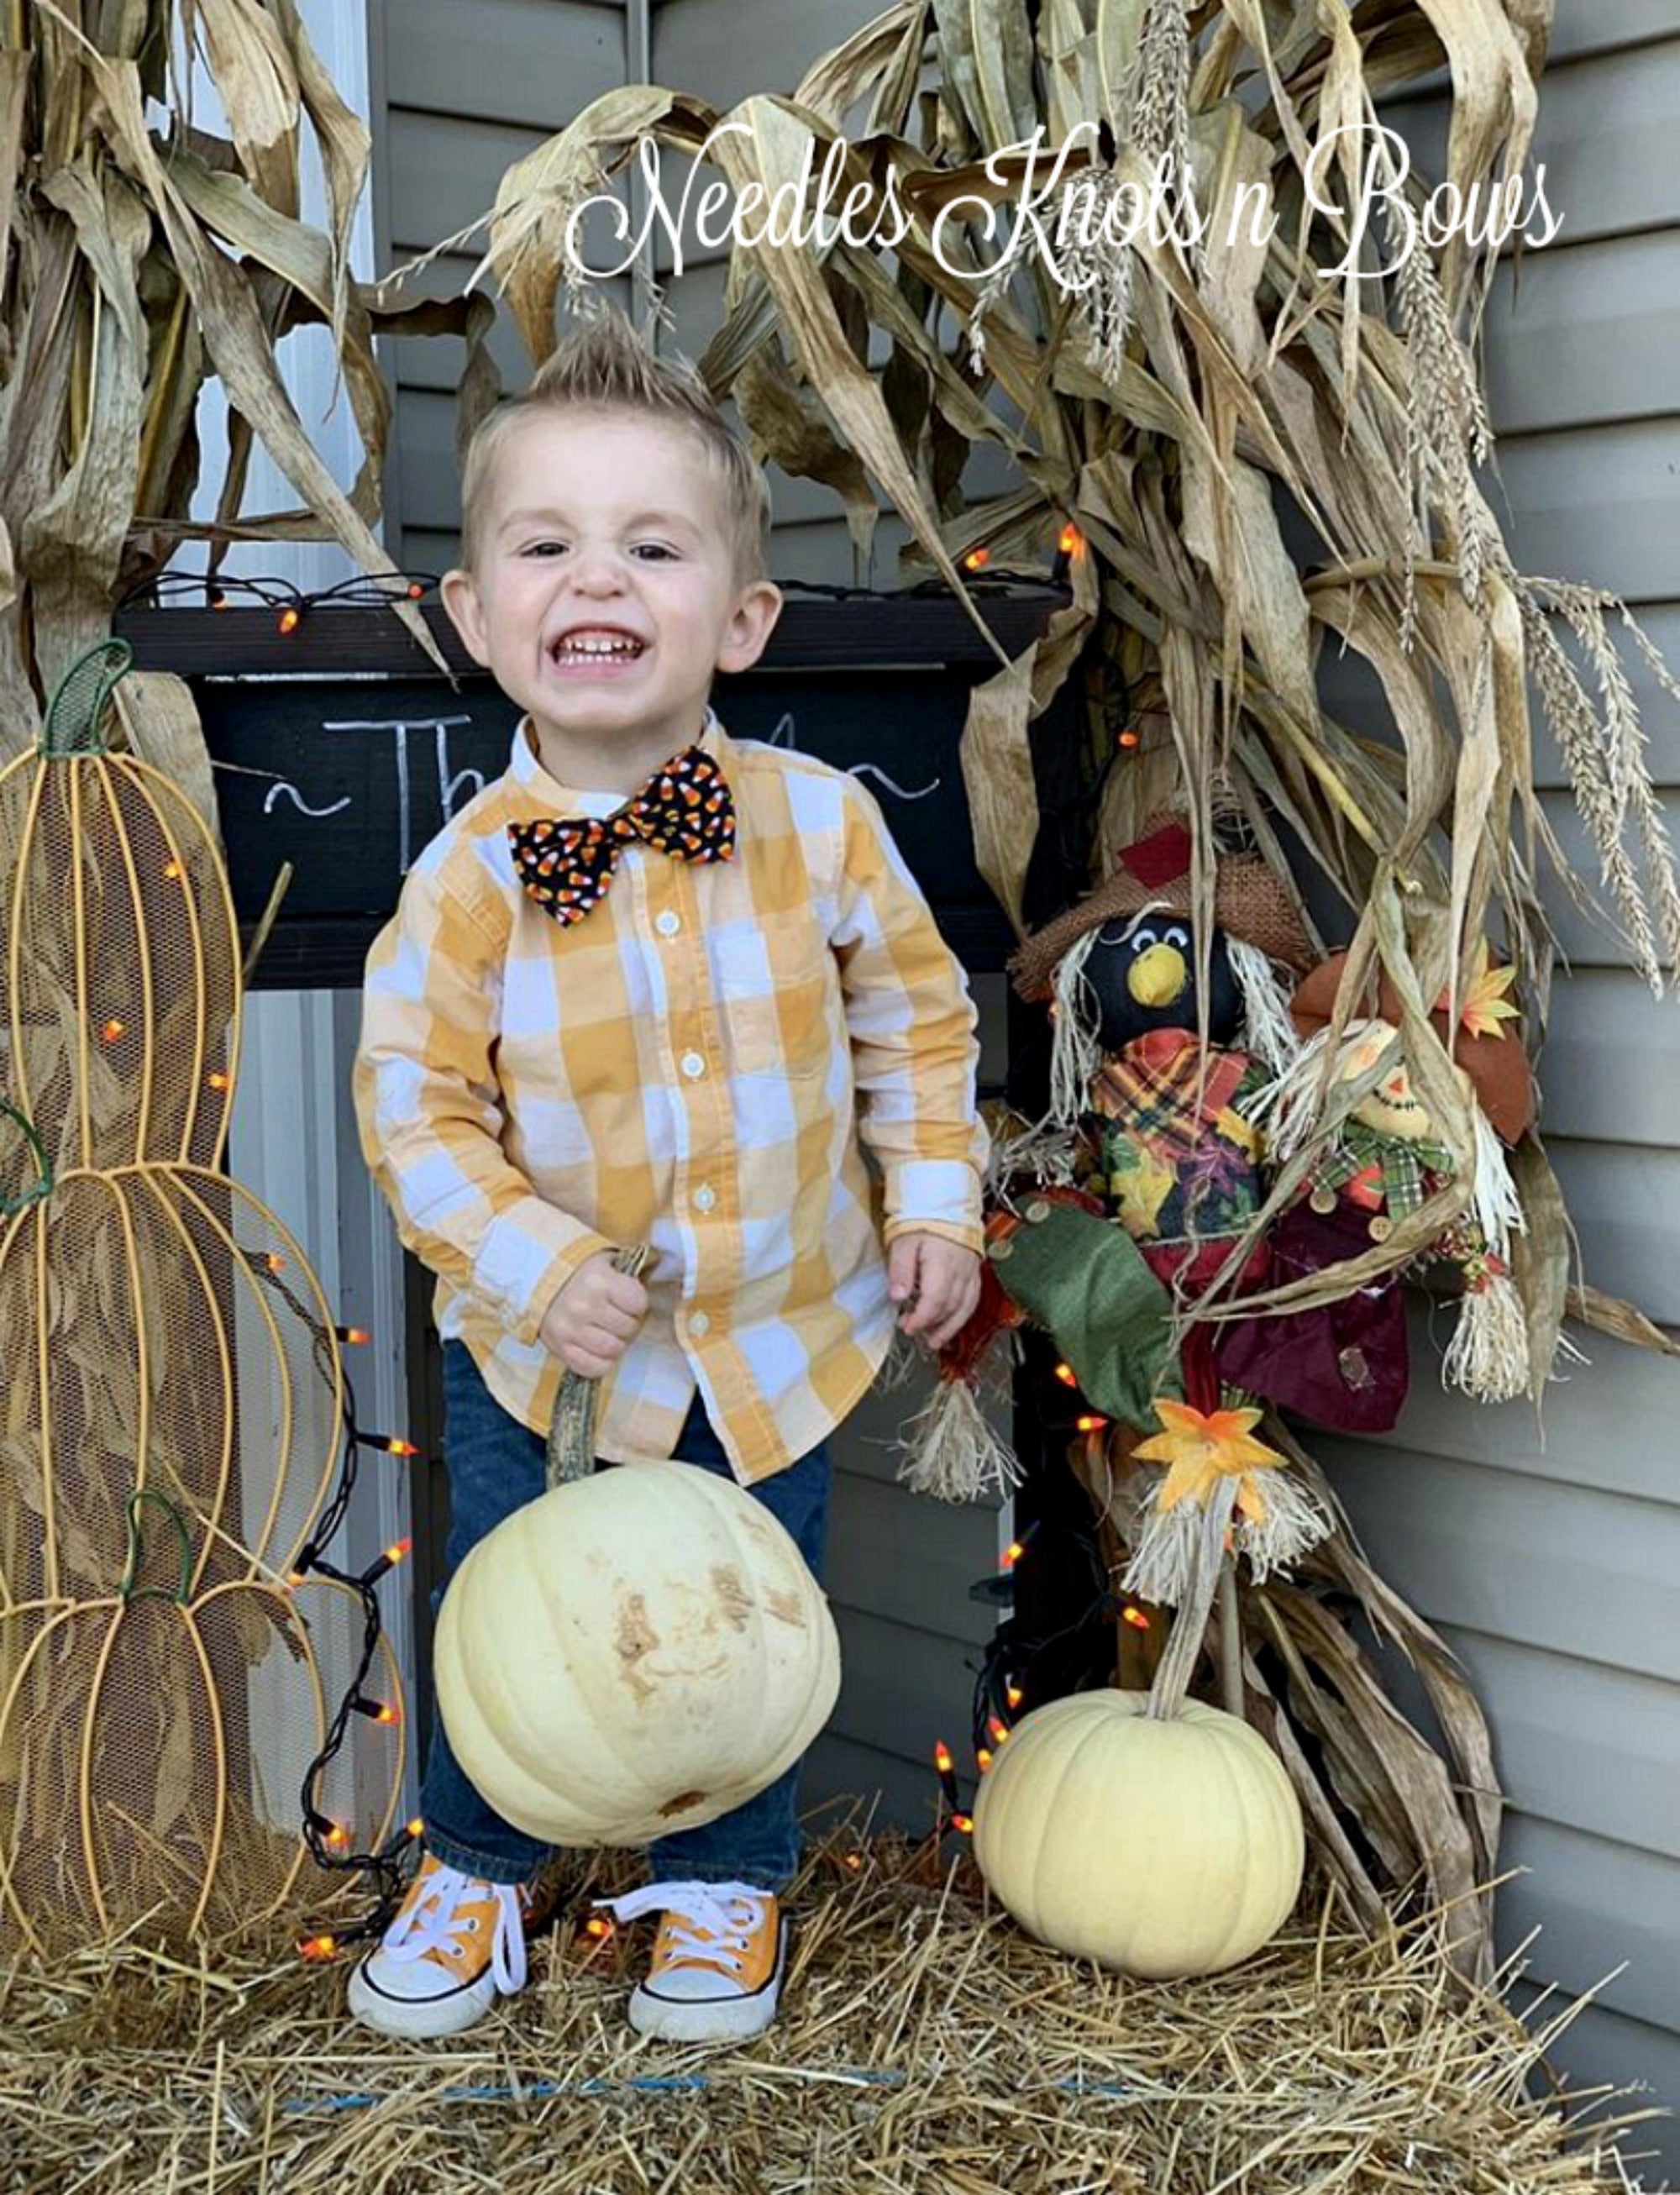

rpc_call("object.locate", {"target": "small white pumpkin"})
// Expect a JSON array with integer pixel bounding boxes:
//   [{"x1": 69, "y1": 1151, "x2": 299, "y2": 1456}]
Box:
[
  {"x1": 433, "y1": 1460, "x2": 841, "y2": 1846},
  {"x1": 972, "y1": 1689, "x2": 1304, "y2": 1977}
]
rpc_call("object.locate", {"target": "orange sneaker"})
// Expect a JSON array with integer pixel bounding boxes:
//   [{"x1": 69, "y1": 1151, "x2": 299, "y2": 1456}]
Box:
[
  {"x1": 347, "y1": 1854, "x2": 559, "y2": 2039},
  {"x1": 598, "y1": 1880, "x2": 787, "y2": 2043}
]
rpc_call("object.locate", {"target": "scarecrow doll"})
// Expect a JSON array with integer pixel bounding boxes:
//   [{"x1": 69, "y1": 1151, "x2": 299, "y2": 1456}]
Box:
[
  {"x1": 1224, "y1": 945, "x2": 1538, "y2": 1421},
  {"x1": 1005, "y1": 817, "x2": 1317, "y2": 1389}
]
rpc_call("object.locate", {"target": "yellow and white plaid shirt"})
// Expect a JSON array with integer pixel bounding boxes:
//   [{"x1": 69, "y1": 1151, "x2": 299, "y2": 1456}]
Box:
[{"x1": 354, "y1": 708, "x2": 989, "y2": 1483}]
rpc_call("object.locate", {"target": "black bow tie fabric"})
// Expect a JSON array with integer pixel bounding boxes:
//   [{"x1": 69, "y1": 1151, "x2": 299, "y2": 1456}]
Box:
[{"x1": 507, "y1": 744, "x2": 737, "y2": 927}]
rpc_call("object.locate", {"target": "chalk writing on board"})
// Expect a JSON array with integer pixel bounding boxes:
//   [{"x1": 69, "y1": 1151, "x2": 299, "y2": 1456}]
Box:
[
  {"x1": 321, "y1": 713, "x2": 479, "y2": 873},
  {"x1": 762, "y1": 710, "x2": 940, "y2": 801},
  {"x1": 237, "y1": 707, "x2": 943, "y2": 880},
  {"x1": 264, "y1": 782, "x2": 351, "y2": 821}
]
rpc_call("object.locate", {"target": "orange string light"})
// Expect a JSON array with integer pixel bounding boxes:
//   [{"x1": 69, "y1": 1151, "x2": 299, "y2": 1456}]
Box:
[
  {"x1": 1053, "y1": 1362, "x2": 1078, "y2": 1387},
  {"x1": 1075, "y1": 1414, "x2": 1107, "y2": 1434},
  {"x1": 933, "y1": 1740, "x2": 954, "y2": 1776},
  {"x1": 383, "y1": 1537, "x2": 412, "y2": 1567},
  {"x1": 1123, "y1": 1605, "x2": 1152, "y2": 1631},
  {"x1": 950, "y1": 1813, "x2": 974, "y2": 1835},
  {"x1": 1005, "y1": 1683, "x2": 1025, "y2": 1710},
  {"x1": 299, "y1": 1934, "x2": 337, "y2": 1961},
  {"x1": 1001, "y1": 1540, "x2": 1025, "y2": 1570},
  {"x1": 1058, "y1": 522, "x2": 1080, "y2": 554},
  {"x1": 976, "y1": 1747, "x2": 995, "y2": 1773}
]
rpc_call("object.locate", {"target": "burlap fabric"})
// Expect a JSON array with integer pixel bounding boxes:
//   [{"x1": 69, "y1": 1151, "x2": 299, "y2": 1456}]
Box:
[{"x1": 1010, "y1": 818, "x2": 1316, "y2": 1001}]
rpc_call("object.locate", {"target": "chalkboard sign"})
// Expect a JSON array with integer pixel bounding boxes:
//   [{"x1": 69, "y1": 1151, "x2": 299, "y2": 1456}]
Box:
[{"x1": 121, "y1": 595, "x2": 1073, "y2": 990}]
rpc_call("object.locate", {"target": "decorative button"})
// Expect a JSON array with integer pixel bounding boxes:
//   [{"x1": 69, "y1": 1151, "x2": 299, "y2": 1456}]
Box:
[
  {"x1": 1310, "y1": 1185, "x2": 1338, "y2": 1216},
  {"x1": 680, "y1": 1051, "x2": 706, "y2": 1079},
  {"x1": 987, "y1": 1237, "x2": 1014, "y2": 1263},
  {"x1": 694, "y1": 1184, "x2": 717, "y2": 1212},
  {"x1": 690, "y1": 1310, "x2": 711, "y2": 1338},
  {"x1": 1368, "y1": 1214, "x2": 1394, "y2": 1243},
  {"x1": 656, "y1": 910, "x2": 681, "y2": 937},
  {"x1": 1338, "y1": 1346, "x2": 1372, "y2": 1389},
  {"x1": 1024, "y1": 1200, "x2": 1051, "y2": 1224}
]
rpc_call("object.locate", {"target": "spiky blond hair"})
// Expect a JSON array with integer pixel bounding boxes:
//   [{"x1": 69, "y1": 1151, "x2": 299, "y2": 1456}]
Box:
[{"x1": 456, "y1": 302, "x2": 772, "y2": 584}]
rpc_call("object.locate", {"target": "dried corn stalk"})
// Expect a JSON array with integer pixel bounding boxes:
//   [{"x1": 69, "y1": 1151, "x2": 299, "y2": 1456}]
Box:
[{"x1": 0, "y1": 0, "x2": 487, "y2": 764}]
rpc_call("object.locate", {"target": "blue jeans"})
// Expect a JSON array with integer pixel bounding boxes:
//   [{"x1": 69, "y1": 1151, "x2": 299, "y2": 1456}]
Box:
[{"x1": 422, "y1": 1339, "x2": 832, "y2": 1893}]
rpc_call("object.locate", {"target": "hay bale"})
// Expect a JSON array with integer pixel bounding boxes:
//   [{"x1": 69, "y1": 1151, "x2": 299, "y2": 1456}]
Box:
[{"x1": 0, "y1": 1830, "x2": 1659, "y2": 2192}]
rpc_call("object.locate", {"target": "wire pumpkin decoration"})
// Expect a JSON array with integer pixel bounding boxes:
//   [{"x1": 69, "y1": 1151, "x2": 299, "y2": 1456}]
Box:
[{"x1": 0, "y1": 641, "x2": 405, "y2": 1957}]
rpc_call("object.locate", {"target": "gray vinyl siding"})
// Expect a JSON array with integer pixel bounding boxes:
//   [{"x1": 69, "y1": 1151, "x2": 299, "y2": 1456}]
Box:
[
  {"x1": 367, "y1": 0, "x2": 636, "y2": 570},
  {"x1": 1346, "y1": 5, "x2": 1680, "y2": 2166}
]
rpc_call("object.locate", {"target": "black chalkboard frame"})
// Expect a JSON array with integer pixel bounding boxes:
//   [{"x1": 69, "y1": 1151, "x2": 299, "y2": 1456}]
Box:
[{"x1": 113, "y1": 591, "x2": 1077, "y2": 990}]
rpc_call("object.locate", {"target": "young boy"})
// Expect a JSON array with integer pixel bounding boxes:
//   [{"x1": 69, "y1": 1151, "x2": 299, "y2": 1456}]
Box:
[{"x1": 349, "y1": 305, "x2": 987, "y2": 2045}]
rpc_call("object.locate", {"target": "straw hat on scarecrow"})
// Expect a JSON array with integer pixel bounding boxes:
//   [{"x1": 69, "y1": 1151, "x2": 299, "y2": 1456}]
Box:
[{"x1": 1009, "y1": 817, "x2": 1318, "y2": 1124}]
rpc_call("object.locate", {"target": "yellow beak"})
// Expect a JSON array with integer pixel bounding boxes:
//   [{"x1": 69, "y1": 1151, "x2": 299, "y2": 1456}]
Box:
[{"x1": 1128, "y1": 943, "x2": 1188, "y2": 1011}]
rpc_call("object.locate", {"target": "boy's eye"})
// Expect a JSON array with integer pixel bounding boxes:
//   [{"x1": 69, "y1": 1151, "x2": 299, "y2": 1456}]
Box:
[{"x1": 632, "y1": 543, "x2": 677, "y2": 561}]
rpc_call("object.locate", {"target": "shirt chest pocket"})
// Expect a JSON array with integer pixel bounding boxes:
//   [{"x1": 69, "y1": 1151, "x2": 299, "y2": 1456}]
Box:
[{"x1": 706, "y1": 920, "x2": 834, "y2": 1080}]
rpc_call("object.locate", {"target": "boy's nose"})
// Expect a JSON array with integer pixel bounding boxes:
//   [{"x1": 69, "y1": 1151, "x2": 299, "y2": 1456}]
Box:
[{"x1": 566, "y1": 542, "x2": 630, "y2": 588}]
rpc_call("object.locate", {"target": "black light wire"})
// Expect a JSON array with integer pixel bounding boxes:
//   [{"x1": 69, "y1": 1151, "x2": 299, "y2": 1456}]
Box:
[{"x1": 244, "y1": 1248, "x2": 423, "y2": 1950}]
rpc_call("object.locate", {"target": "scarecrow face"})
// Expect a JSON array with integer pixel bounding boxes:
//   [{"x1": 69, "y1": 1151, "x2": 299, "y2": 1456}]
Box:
[
  {"x1": 1336, "y1": 1019, "x2": 1434, "y2": 1141},
  {"x1": 1083, "y1": 913, "x2": 1242, "y2": 1053}
]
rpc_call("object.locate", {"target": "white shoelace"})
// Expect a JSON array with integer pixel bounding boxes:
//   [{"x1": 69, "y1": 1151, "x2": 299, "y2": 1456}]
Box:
[
  {"x1": 595, "y1": 1878, "x2": 770, "y2": 1975},
  {"x1": 384, "y1": 1863, "x2": 528, "y2": 1993}
]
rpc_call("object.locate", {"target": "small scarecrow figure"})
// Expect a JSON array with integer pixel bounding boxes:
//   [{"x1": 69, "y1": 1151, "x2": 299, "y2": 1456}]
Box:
[
  {"x1": 1224, "y1": 944, "x2": 1538, "y2": 1422},
  {"x1": 1006, "y1": 817, "x2": 1316, "y2": 1380}
]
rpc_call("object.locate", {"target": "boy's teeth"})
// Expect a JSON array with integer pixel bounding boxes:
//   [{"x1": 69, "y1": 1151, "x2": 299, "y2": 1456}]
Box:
[{"x1": 554, "y1": 633, "x2": 643, "y2": 658}]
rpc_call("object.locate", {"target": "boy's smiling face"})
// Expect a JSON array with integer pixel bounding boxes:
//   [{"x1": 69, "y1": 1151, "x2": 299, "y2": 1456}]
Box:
[{"x1": 441, "y1": 407, "x2": 781, "y2": 792}]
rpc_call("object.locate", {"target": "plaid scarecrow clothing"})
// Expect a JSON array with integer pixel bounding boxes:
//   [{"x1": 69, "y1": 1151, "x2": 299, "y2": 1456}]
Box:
[
  {"x1": 1089, "y1": 1030, "x2": 1268, "y2": 1248},
  {"x1": 354, "y1": 710, "x2": 987, "y2": 1484},
  {"x1": 1307, "y1": 1118, "x2": 1455, "y2": 1218}
]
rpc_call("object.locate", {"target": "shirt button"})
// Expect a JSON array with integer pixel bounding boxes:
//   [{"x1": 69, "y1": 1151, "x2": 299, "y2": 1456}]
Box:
[
  {"x1": 694, "y1": 1184, "x2": 717, "y2": 1212},
  {"x1": 680, "y1": 1051, "x2": 706, "y2": 1079},
  {"x1": 656, "y1": 910, "x2": 681, "y2": 937},
  {"x1": 690, "y1": 1310, "x2": 711, "y2": 1337}
]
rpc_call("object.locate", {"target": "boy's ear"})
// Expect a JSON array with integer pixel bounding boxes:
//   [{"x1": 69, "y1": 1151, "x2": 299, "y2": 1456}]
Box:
[
  {"x1": 716, "y1": 579, "x2": 784, "y2": 677},
  {"x1": 439, "y1": 565, "x2": 492, "y2": 667}
]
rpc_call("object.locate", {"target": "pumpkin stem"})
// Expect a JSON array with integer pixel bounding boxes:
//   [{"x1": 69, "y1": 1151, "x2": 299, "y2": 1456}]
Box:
[
  {"x1": 1144, "y1": 1489, "x2": 1234, "y2": 1721},
  {"x1": 41, "y1": 638, "x2": 133, "y2": 758},
  {"x1": 544, "y1": 1242, "x2": 653, "y2": 1488},
  {"x1": 118, "y1": 1488, "x2": 193, "y2": 1604},
  {"x1": 0, "y1": 1096, "x2": 52, "y2": 1214}
]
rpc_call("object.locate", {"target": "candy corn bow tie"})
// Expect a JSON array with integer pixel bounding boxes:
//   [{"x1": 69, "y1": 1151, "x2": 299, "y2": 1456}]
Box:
[{"x1": 507, "y1": 745, "x2": 736, "y2": 927}]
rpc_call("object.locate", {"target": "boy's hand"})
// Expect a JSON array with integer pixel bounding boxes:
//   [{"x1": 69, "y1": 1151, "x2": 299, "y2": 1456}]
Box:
[
  {"x1": 538, "y1": 1252, "x2": 648, "y2": 1378},
  {"x1": 888, "y1": 1234, "x2": 983, "y2": 1351}
]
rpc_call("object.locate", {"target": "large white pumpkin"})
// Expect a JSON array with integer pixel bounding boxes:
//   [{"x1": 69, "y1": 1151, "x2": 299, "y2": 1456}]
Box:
[
  {"x1": 972, "y1": 1689, "x2": 1304, "y2": 1977},
  {"x1": 433, "y1": 1460, "x2": 841, "y2": 1846}
]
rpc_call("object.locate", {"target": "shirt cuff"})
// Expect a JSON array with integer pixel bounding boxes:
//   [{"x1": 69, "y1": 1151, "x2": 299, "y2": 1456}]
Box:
[
  {"x1": 882, "y1": 1216, "x2": 986, "y2": 1258},
  {"x1": 475, "y1": 1200, "x2": 617, "y2": 1347},
  {"x1": 881, "y1": 1158, "x2": 985, "y2": 1257}
]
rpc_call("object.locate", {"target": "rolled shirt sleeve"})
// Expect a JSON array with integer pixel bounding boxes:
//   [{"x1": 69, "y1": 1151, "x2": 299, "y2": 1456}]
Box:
[
  {"x1": 829, "y1": 775, "x2": 990, "y2": 1253},
  {"x1": 353, "y1": 863, "x2": 614, "y2": 1346}
]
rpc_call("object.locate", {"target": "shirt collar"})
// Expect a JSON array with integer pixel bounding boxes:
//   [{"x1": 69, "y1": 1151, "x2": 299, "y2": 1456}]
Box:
[{"x1": 508, "y1": 705, "x2": 725, "y2": 818}]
